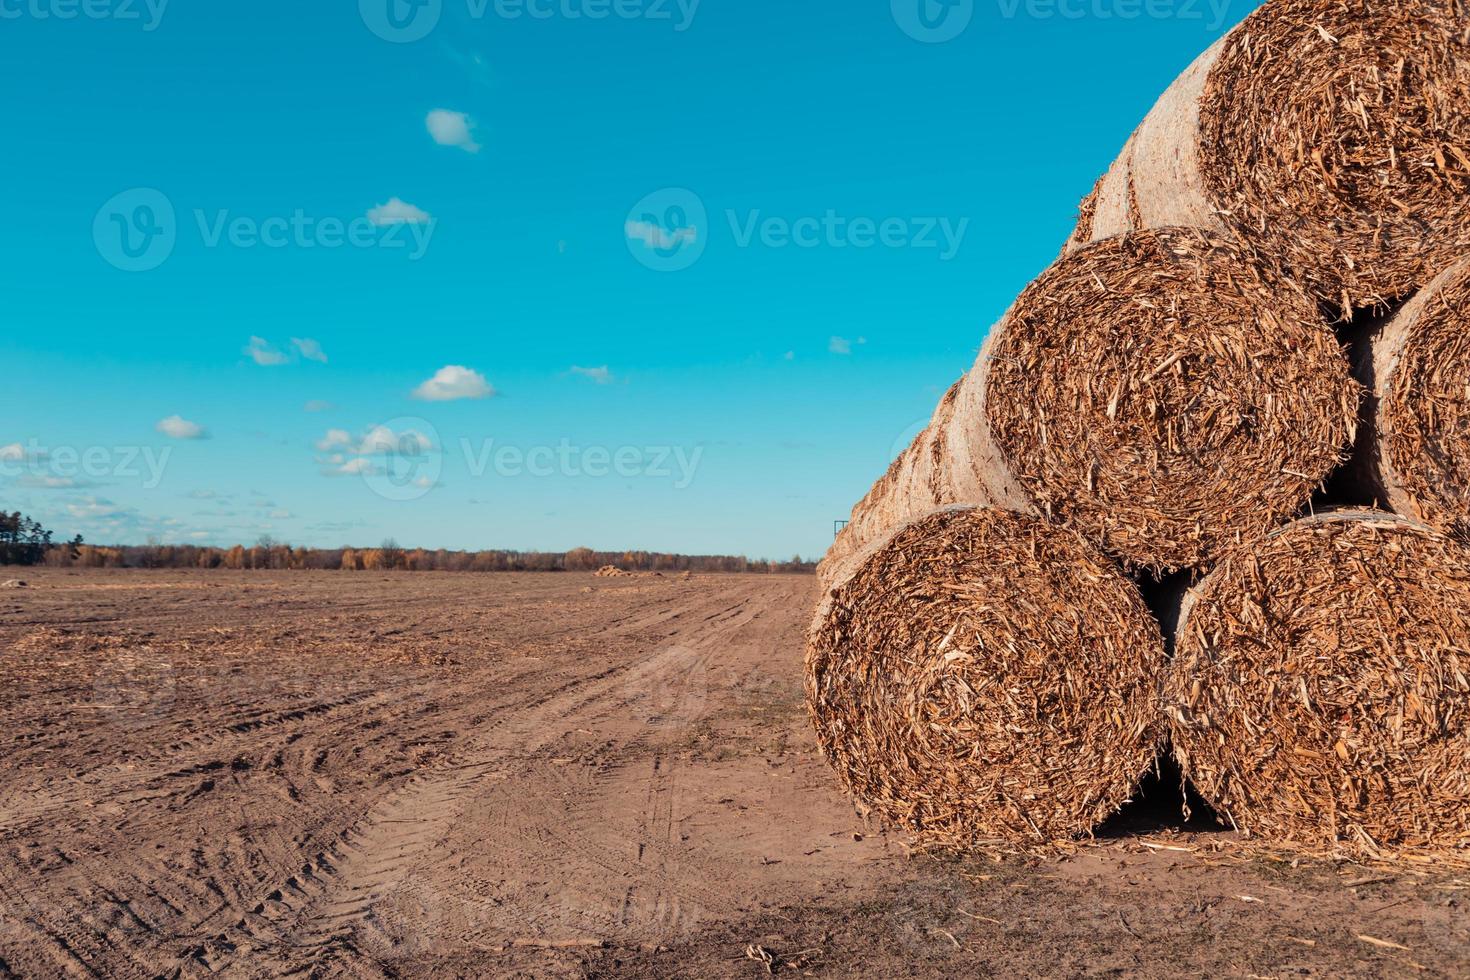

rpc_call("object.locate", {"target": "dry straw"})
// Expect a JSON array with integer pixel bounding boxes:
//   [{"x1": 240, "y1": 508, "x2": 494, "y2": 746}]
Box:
[
  {"x1": 1165, "y1": 511, "x2": 1470, "y2": 859},
  {"x1": 1070, "y1": 0, "x2": 1470, "y2": 312},
  {"x1": 1351, "y1": 256, "x2": 1470, "y2": 539},
  {"x1": 984, "y1": 227, "x2": 1360, "y2": 575},
  {"x1": 808, "y1": 507, "x2": 1167, "y2": 848}
]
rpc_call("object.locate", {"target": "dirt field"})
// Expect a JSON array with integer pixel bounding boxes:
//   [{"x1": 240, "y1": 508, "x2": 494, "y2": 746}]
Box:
[{"x1": 0, "y1": 570, "x2": 1466, "y2": 978}]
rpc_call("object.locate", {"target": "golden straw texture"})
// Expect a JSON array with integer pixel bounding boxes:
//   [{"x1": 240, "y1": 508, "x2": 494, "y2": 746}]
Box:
[
  {"x1": 1199, "y1": 0, "x2": 1470, "y2": 311},
  {"x1": 1166, "y1": 511, "x2": 1470, "y2": 859},
  {"x1": 807, "y1": 507, "x2": 1167, "y2": 848},
  {"x1": 1368, "y1": 256, "x2": 1470, "y2": 538},
  {"x1": 983, "y1": 228, "x2": 1360, "y2": 574}
]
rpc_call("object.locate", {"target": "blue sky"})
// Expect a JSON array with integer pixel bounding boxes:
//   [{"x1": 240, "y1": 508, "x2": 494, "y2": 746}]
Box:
[{"x1": 0, "y1": 0, "x2": 1251, "y2": 559}]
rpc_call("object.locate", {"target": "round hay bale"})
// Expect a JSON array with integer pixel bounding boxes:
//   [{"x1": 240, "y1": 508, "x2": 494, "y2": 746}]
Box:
[
  {"x1": 984, "y1": 227, "x2": 1360, "y2": 575},
  {"x1": 807, "y1": 507, "x2": 1167, "y2": 847},
  {"x1": 1165, "y1": 511, "x2": 1470, "y2": 857},
  {"x1": 1354, "y1": 256, "x2": 1470, "y2": 537},
  {"x1": 1072, "y1": 0, "x2": 1470, "y2": 311}
]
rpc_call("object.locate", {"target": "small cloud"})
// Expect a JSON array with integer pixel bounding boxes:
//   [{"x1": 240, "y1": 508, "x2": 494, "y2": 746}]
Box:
[
  {"x1": 157, "y1": 415, "x2": 207, "y2": 440},
  {"x1": 16, "y1": 475, "x2": 88, "y2": 489},
  {"x1": 0, "y1": 443, "x2": 27, "y2": 462},
  {"x1": 412, "y1": 365, "x2": 494, "y2": 402},
  {"x1": 269, "y1": 509, "x2": 293, "y2": 520},
  {"x1": 291, "y1": 338, "x2": 328, "y2": 363},
  {"x1": 335, "y1": 457, "x2": 379, "y2": 476},
  {"x1": 304, "y1": 400, "x2": 335, "y2": 413},
  {"x1": 244, "y1": 336, "x2": 289, "y2": 366},
  {"x1": 829, "y1": 336, "x2": 866, "y2": 355},
  {"x1": 783, "y1": 350, "x2": 795, "y2": 361},
  {"x1": 368, "y1": 197, "x2": 432, "y2": 227},
  {"x1": 315, "y1": 424, "x2": 437, "y2": 476},
  {"x1": 357, "y1": 424, "x2": 435, "y2": 456},
  {"x1": 570, "y1": 365, "x2": 613, "y2": 385},
  {"x1": 187, "y1": 489, "x2": 220, "y2": 500},
  {"x1": 426, "y1": 109, "x2": 481, "y2": 153},
  {"x1": 626, "y1": 219, "x2": 697, "y2": 251},
  {"x1": 315, "y1": 428, "x2": 354, "y2": 452}
]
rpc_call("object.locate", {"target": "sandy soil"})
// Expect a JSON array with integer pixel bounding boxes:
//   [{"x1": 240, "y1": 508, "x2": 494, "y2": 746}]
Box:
[{"x1": 0, "y1": 570, "x2": 1465, "y2": 978}]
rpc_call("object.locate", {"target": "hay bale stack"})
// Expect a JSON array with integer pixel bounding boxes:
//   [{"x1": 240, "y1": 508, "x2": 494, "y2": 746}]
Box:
[
  {"x1": 1351, "y1": 256, "x2": 1470, "y2": 537},
  {"x1": 983, "y1": 228, "x2": 1360, "y2": 574},
  {"x1": 1070, "y1": 0, "x2": 1470, "y2": 311},
  {"x1": 1165, "y1": 511, "x2": 1470, "y2": 857},
  {"x1": 808, "y1": 507, "x2": 1167, "y2": 846}
]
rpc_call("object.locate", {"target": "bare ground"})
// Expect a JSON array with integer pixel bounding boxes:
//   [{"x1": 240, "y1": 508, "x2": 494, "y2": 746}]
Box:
[{"x1": 0, "y1": 570, "x2": 1465, "y2": 978}]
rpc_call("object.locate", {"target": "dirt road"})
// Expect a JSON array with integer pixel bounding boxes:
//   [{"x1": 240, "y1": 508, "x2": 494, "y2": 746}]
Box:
[{"x1": 0, "y1": 571, "x2": 1466, "y2": 978}]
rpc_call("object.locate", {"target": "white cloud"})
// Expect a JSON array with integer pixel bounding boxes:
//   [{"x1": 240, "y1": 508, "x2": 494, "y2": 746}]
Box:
[
  {"x1": 570, "y1": 365, "x2": 613, "y2": 385},
  {"x1": 244, "y1": 336, "x2": 289, "y2": 366},
  {"x1": 304, "y1": 400, "x2": 335, "y2": 413},
  {"x1": 412, "y1": 365, "x2": 494, "y2": 402},
  {"x1": 626, "y1": 219, "x2": 697, "y2": 251},
  {"x1": 426, "y1": 109, "x2": 481, "y2": 153},
  {"x1": 157, "y1": 415, "x2": 207, "y2": 440},
  {"x1": 0, "y1": 443, "x2": 24, "y2": 461},
  {"x1": 315, "y1": 425, "x2": 437, "y2": 477},
  {"x1": 269, "y1": 509, "x2": 293, "y2": 520},
  {"x1": 357, "y1": 424, "x2": 434, "y2": 456},
  {"x1": 368, "y1": 197, "x2": 432, "y2": 227},
  {"x1": 315, "y1": 429, "x2": 354, "y2": 452},
  {"x1": 291, "y1": 338, "x2": 328, "y2": 363},
  {"x1": 829, "y1": 336, "x2": 867, "y2": 355},
  {"x1": 783, "y1": 350, "x2": 795, "y2": 361},
  {"x1": 16, "y1": 475, "x2": 84, "y2": 489}
]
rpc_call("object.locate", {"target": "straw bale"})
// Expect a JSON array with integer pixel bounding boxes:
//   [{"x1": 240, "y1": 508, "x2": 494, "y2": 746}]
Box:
[
  {"x1": 1071, "y1": 0, "x2": 1470, "y2": 311},
  {"x1": 985, "y1": 227, "x2": 1360, "y2": 574},
  {"x1": 808, "y1": 507, "x2": 1167, "y2": 847},
  {"x1": 1352, "y1": 256, "x2": 1470, "y2": 537},
  {"x1": 1166, "y1": 510, "x2": 1470, "y2": 858}
]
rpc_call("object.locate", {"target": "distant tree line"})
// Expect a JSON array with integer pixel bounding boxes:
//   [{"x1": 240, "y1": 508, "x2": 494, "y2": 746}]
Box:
[
  {"x1": 22, "y1": 531, "x2": 814, "y2": 575},
  {"x1": 0, "y1": 512, "x2": 81, "y2": 566}
]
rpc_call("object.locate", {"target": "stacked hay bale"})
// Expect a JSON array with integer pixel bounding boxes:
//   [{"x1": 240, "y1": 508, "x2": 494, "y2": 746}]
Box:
[
  {"x1": 810, "y1": 0, "x2": 1470, "y2": 858},
  {"x1": 1164, "y1": 512, "x2": 1470, "y2": 856}
]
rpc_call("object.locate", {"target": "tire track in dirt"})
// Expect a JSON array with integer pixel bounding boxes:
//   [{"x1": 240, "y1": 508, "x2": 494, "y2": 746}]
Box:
[{"x1": 175, "y1": 588, "x2": 763, "y2": 976}]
